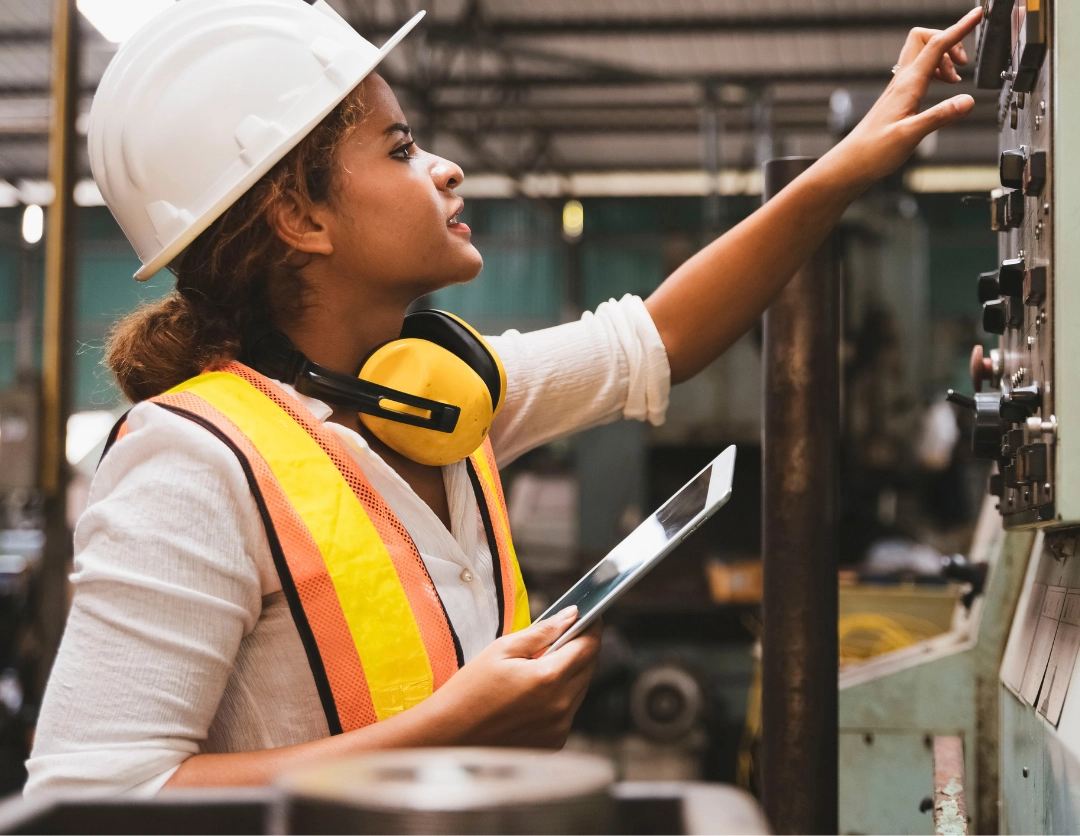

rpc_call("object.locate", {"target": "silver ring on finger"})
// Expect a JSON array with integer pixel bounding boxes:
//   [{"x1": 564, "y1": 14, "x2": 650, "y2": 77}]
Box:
[{"x1": 891, "y1": 63, "x2": 901, "y2": 75}]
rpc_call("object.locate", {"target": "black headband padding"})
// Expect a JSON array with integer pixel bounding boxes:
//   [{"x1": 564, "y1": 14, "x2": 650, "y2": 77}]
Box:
[{"x1": 401, "y1": 310, "x2": 502, "y2": 411}]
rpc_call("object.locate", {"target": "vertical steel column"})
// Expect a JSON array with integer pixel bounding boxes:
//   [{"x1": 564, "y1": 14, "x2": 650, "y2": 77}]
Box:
[
  {"x1": 37, "y1": 0, "x2": 79, "y2": 695},
  {"x1": 760, "y1": 156, "x2": 840, "y2": 835}
]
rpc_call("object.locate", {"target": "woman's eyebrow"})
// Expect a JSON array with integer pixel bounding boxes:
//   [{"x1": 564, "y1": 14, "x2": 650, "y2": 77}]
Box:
[{"x1": 383, "y1": 122, "x2": 412, "y2": 138}]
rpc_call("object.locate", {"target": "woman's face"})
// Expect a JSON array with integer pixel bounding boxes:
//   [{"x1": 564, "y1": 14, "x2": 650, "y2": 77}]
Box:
[{"x1": 315, "y1": 74, "x2": 482, "y2": 302}]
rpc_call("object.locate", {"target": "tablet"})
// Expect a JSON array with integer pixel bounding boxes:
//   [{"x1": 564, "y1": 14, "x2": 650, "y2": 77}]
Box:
[{"x1": 537, "y1": 445, "x2": 736, "y2": 654}]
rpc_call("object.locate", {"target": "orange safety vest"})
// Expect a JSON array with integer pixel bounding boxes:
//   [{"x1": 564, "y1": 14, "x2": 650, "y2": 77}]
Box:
[{"x1": 105, "y1": 361, "x2": 530, "y2": 735}]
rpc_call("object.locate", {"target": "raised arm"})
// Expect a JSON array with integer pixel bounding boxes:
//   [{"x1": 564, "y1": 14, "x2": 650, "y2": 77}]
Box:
[{"x1": 646, "y1": 8, "x2": 983, "y2": 384}]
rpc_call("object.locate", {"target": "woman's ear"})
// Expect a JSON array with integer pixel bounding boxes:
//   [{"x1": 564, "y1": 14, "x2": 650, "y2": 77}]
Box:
[{"x1": 267, "y1": 191, "x2": 334, "y2": 256}]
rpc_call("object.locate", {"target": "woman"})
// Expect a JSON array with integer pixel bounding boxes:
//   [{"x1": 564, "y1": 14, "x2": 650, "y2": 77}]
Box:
[{"x1": 25, "y1": 0, "x2": 982, "y2": 796}]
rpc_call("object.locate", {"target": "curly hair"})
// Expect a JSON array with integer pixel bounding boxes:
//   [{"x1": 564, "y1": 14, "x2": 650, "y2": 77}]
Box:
[{"x1": 105, "y1": 85, "x2": 369, "y2": 402}]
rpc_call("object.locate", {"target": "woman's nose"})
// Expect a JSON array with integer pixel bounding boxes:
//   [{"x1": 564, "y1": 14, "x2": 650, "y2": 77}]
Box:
[{"x1": 430, "y1": 154, "x2": 465, "y2": 191}]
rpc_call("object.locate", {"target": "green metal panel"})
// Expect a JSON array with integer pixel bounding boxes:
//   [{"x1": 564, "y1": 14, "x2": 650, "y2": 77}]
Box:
[
  {"x1": 1000, "y1": 687, "x2": 1080, "y2": 834},
  {"x1": 839, "y1": 521, "x2": 1036, "y2": 835},
  {"x1": 839, "y1": 731, "x2": 935, "y2": 835}
]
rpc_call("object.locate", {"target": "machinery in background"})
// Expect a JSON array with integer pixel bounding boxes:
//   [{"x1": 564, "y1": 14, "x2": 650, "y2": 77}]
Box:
[
  {"x1": 973, "y1": 1, "x2": 1080, "y2": 831},
  {"x1": 0, "y1": 386, "x2": 42, "y2": 794},
  {"x1": 842, "y1": 2, "x2": 1080, "y2": 832},
  {"x1": 839, "y1": 497, "x2": 1032, "y2": 834}
]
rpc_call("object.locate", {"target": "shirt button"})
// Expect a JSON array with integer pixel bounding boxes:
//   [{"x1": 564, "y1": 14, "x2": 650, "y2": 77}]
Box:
[{"x1": 460, "y1": 569, "x2": 474, "y2": 583}]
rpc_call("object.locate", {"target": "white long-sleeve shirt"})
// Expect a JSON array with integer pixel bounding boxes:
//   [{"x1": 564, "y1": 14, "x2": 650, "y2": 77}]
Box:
[{"x1": 25, "y1": 295, "x2": 670, "y2": 799}]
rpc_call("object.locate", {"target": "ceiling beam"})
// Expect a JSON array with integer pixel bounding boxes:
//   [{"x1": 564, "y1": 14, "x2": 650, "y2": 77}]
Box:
[
  {"x1": 0, "y1": 11, "x2": 966, "y2": 48},
  {"x1": 364, "y1": 12, "x2": 964, "y2": 39}
]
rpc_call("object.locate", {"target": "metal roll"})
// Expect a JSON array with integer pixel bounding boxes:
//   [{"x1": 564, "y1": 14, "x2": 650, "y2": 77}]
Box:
[
  {"x1": 279, "y1": 747, "x2": 616, "y2": 835},
  {"x1": 629, "y1": 664, "x2": 704, "y2": 743}
]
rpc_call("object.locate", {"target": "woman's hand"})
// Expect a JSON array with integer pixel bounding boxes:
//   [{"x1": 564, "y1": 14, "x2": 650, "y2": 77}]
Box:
[
  {"x1": 433, "y1": 606, "x2": 602, "y2": 749},
  {"x1": 165, "y1": 607, "x2": 600, "y2": 788},
  {"x1": 837, "y1": 7, "x2": 983, "y2": 187},
  {"x1": 646, "y1": 6, "x2": 985, "y2": 384}
]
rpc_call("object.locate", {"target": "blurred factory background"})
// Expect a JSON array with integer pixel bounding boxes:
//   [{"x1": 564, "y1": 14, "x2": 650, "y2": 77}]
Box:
[{"x1": 0, "y1": 0, "x2": 1002, "y2": 829}]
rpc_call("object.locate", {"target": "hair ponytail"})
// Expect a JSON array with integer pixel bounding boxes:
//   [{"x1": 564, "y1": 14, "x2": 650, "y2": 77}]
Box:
[{"x1": 105, "y1": 84, "x2": 370, "y2": 403}]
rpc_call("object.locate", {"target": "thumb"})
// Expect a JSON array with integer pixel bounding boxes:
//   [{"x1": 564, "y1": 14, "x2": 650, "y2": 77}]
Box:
[
  {"x1": 498, "y1": 607, "x2": 577, "y2": 658},
  {"x1": 906, "y1": 93, "x2": 974, "y2": 137}
]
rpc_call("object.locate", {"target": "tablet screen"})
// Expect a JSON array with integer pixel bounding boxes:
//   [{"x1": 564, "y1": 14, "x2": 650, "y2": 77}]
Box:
[{"x1": 553, "y1": 464, "x2": 714, "y2": 621}]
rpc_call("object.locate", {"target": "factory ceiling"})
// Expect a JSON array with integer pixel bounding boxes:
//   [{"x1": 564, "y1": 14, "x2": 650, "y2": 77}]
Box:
[{"x1": 0, "y1": 0, "x2": 1000, "y2": 199}]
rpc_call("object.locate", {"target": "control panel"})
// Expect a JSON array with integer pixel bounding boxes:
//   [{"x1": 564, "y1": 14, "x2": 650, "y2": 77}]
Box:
[{"x1": 949, "y1": 0, "x2": 1080, "y2": 529}]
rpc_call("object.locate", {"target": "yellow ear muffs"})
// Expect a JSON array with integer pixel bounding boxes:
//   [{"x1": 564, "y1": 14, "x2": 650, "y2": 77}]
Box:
[{"x1": 358, "y1": 310, "x2": 506, "y2": 467}]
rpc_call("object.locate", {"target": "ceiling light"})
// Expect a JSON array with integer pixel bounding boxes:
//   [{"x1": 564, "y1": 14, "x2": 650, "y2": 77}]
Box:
[
  {"x1": 562, "y1": 200, "x2": 584, "y2": 240},
  {"x1": 77, "y1": 0, "x2": 176, "y2": 44},
  {"x1": 21, "y1": 205, "x2": 43, "y2": 245}
]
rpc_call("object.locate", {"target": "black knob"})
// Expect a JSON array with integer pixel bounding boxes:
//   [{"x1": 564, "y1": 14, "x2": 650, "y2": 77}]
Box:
[
  {"x1": 1001, "y1": 384, "x2": 1042, "y2": 424},
  {"x1": 946, "y1": 390, "x2": 1008, "y2": 459},
  {"x1": 999, "y1": 256, "x2": 1026, "y2": 296},
  {"x1": 983, "y1": 299, "x2": 1007, "y2": 334},
  {"x1": 1024, "y1": 150, "x2": 1047, "y2": 195},
  {"x1": 977, "y1": 270, "x2": 1000, "y2": 302},
  {"x1": 941, "y1": 554, "x2": 988, "y2": 609},
  {"x1": 1000, "y1": 148, "x2": 1027, "y2": 189}
]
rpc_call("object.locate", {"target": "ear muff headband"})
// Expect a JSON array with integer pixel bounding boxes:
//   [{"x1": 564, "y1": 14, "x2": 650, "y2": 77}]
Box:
[
  {"x1": 399, "y1": 310, "x2": 506, "y2": 414},
  {"x1": 244, "y1": 310, "x2": 505, "y2": 466},
  {"x1": 245, "y1": 331, "x2": 461, "y2": 433}
]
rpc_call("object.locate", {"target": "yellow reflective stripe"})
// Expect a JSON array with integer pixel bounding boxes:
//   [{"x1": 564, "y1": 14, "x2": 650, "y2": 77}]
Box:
[
  {"x1": 470, "y1": 447, "x2": 531, "y2": 632},
  {"x1": 170, "y1": 372, "x2": 433, "y2": 719}
]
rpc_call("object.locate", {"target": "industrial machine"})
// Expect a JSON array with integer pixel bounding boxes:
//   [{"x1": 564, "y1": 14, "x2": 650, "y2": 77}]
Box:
[
  {"x1": 842, "y1": 2, "x2": 1080, "y2": 833},
  {"x1": 974, "y1": 1, "x2": 1080, "y2": 831}
]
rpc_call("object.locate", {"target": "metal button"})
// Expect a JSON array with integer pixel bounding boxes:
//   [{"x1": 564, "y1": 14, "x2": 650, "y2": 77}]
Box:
[{"x1": 460, "y1": 569, "x2": 474, "y2": 583}]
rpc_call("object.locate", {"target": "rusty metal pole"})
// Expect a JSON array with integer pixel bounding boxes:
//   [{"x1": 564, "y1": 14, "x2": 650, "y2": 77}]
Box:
[
  {"x1": 760, "y1": 156, "x2": 840, "y2": 834},
  {"x1": 37, "y1": 0, "x2": 80, "y2": 696}
]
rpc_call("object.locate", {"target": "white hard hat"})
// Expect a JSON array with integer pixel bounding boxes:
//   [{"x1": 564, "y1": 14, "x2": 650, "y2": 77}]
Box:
[{"x1": 88, "y1": 0, "x2": 425, "y2": 280}]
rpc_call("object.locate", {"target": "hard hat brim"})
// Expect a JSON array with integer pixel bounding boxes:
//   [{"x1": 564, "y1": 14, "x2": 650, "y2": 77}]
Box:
[{"x1": 132, "y1": 9, "x2": 427, "y2": 281}]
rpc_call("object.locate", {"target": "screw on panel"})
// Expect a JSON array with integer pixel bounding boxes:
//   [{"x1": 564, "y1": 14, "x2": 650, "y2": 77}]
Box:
[{"x1": 1023, "y1": 766, "x2": 1029, "y2": 778}]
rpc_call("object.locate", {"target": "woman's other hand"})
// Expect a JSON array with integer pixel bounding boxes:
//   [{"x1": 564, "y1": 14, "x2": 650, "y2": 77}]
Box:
[
  {"x1": 433, "y1": 606, "x2": 601, "y2": 749},
  {"x1": 839, "y1": 7, "x2": 983, "y2": 186}
]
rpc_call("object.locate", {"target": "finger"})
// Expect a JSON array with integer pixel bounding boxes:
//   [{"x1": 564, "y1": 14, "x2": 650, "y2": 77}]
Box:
[
  {"x1": 543, "y1": 627, "x2": 602, "y2": 679},
  {"x1": 905, "y1": 94, "x2": 975, "y2": 137},
  {"x1": 948, "y1": 41, "x2": 968, "y2": 67},
  {"x1": 937, "y1": 53, "x2": 960, "y2": 83},
  {"x1": 896, "y1": 28, "x2": 934, "y2": 69},
  {"x1": 501, "y1": 607, "x2": 578, "y2": 658},
  {"x1": 912, "y1": 8, "x2": 982, "y2": 79}
]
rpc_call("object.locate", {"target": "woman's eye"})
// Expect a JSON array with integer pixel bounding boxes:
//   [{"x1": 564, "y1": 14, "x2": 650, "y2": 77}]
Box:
[{"x1": 392, "y1": 141, "x2": 415, "y2": 159}]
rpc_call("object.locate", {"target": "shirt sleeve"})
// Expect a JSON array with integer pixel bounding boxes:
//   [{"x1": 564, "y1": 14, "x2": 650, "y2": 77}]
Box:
[
  {"x1": 24, "y1": 403, "x2": 267, "y2": 799},
  {"x1": 486, "y1": 294, "x2": 671, "y2": 464}
]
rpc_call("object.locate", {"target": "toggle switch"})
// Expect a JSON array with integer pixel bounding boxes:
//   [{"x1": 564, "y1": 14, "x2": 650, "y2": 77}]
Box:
[
  {"x1": 1024, "y1": 151, "x2": 1047, "y2": 196},
  {"x1": 1017, "y1": 444, "x2": 1048, "y2": 484},
  {"x1": 1024, "y1": 265, "x2": 1047, "y2": 305},
  {"x1": 1004, "y1": 190, "x2": 1025, "y2": 228},
  {"x1": 1000, "y1": 148, "x2": 1027, "y2": 190}
]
